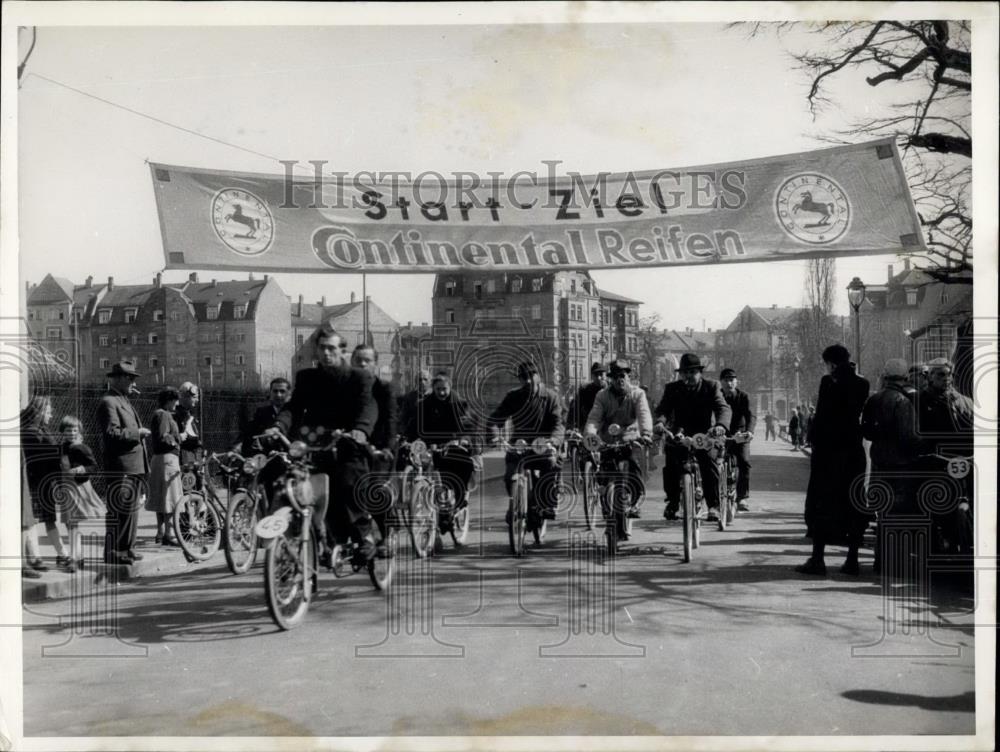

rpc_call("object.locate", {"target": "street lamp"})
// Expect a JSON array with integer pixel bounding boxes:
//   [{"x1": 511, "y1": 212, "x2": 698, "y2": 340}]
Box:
[
  {"x1": 793, "y1": 355, "x2": 801, "y2": 410},
  {"x1": 847, "y1": 276, "x2": 867, "y2": 371}
]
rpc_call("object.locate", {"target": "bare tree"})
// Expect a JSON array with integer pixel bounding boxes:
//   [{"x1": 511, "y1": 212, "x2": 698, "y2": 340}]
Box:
[
  {"x1": 635, "y1": 313, "x2": 663, "y2": 393},
  {"x1": 737, "y1": 21, "x2": 972, "y2": 282}
]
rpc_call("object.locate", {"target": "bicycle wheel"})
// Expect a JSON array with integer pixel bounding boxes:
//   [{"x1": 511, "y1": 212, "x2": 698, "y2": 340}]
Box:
[
  {"x1": 409, "y1": 480, "x2": 437, "y2": 559},
  {"x1": 582, "y1": 461, "x2": 600, "y2": 532},
  {"x1": 369, "y1": 525, "x2": 398, "y2": 591},
  {"x1": 508, "y1": 477, "x2": 528, "y2": 557},
  {"x1": 681, "y1": 475, "x2": 695, "y2": 563},
  {"x1": 224, "y1": 489, "x2": 259, "y2": 574},
  {"x1": 173, "y1": 491, "x2": 222, "y2": 561},
  {"x1": 451, "y1": 503, "x2": 471, "y2": 545},
  {"x1": 264, "y1": 532, "x2": 312, "y2": 630}
]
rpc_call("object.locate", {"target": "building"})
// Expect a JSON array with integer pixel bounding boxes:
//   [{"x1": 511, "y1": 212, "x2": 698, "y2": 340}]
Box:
[
  {"x1": 28, "y1": 272, "x2": 292, "y2": 389},
  {"x1": 390, "y1": 322, "x2": 434, "y2": 389},
  {"x1": 430, "y1": 271, "x2": 640, "y2": 408},
  {"x1": 290, "y1": 293, "x2": 399, "y2": 376},
  {"x1": 25, "y1": 274, "x2": 107, "y2": 377},
  {"x1": 716, "y1": 304, "x2": 807, "y2": 421},
  {"x1": 856, "y1": 260, "x2": 973, "y2": 370},
  {"x1": 637, "y1": 327, "x2": 719, "y2": 400}
]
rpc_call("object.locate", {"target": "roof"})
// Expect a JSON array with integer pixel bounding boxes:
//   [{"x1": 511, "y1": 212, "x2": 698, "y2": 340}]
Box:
[
  {"x1": 749, "y1": 306, "x2": 804, "y2": 326},
  {"x1": 26, "y1": 274, "x2": 76, "y2": 305},
  {"x1": 72, "y1": 284, "x2": 106, "y2": 309},
  {"x1": 291, "y1": 301, "x2": 361, "y2": 327},
  {"x1": 181, "y1": 280, "x2": 267, "y2": 303},
  {"x1": 597, "y1": 288, "x2": 642, "y2": 305},
  {"x1": 94, "y1": 284, "x2": 159, "y2": 309}
]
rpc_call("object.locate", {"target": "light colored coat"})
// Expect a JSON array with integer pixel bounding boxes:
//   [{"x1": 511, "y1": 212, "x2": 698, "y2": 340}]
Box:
[{"x1": 585, "y1": 385, "x2": 653, "y2": 443}]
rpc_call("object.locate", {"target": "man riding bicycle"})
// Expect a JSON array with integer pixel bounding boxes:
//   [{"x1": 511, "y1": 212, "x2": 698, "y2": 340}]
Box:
[
  {"x1": 567, "y1": 362, "x2": 608, "y2": 431},
  {"x1": 268, "y1": 324, "x2": 378, "y2": 561},
  {"x1": 488, "y1": 360, "x2": 564, "y2": 521},
  {"x1": 655, "y1": 353, "x2": 732, "y2": 522},
  {"x1": 720, "y1": 368, "x2": 755, "y2": 512},
  {"x1": 584, "y1": 360, "x2": 653, "y2": 517},
  {"x1": 409, "y1": 372, "x2": 477, "y2": 512}
]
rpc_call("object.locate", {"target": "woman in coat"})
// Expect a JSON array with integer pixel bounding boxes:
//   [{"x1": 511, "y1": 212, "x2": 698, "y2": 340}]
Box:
[
  {"x1": 797, "y1": 345, "x2": 871, "y2": 576},
  {"x1": 21, "y1": 394, "x2": 72, "y2": 569},
  {"x1": 145, "y1": 387, "x2": 184, "y2": 545}
]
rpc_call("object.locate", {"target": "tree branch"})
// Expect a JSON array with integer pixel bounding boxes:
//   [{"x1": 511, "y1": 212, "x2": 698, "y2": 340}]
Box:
[{"x1": 906, "y1": 132, "x2": 971, "y2": 156}]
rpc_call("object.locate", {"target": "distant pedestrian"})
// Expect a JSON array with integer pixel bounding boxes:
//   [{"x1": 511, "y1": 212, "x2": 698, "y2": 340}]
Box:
[
  {"x1": 146, "y1": 388, "x2": 183, "y2": 546},
  {"x1": 98, "y1": 360, "x2": 151, "y2": 566},
  {"x1": 58, "y1": 415, "x2": 107, "y2": 571},
  {"x1": 797, "y1": 345, "x2": 871, "y2": 577},
  {"x1": 788, "y1": 408, "x2": 801, "y2": 450},
  {"x1": 763, "y1": 412, "x2": 776, "y2": 441},
  {"x1": 802, "y1": 405, "x2": 816, "y2": 448}
]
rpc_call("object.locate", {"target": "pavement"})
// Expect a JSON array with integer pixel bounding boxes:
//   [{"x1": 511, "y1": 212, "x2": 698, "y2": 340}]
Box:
[{"x1": 17, "y1": 437, "x2": 978, "y2": 738}]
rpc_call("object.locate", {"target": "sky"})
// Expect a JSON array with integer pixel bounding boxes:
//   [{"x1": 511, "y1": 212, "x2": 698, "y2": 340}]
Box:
[{"x1": 16, "y1": 19, "x2": 921, "y2": 332}]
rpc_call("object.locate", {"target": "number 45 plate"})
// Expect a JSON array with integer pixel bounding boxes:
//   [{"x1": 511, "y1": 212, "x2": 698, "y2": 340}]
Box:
[{"x1": 255, "y1": 507, "x2": 293, "y2": 539}]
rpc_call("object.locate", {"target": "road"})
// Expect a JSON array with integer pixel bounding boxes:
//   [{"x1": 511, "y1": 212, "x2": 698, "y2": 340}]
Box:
[{"x1": 21, "y1": 438, "x2": 976, "y2": 738}]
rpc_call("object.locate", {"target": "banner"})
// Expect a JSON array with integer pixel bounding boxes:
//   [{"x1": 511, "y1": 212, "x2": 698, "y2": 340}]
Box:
[{"x1": 151, "y1": 138, "x2": 925, "y2": 274}]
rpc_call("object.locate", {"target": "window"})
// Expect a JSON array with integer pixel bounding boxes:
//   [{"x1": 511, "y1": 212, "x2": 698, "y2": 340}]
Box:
[
  {"x1": 120, "y1": 335, "x2": 128, "y2": 345},
  {"x1": 233, "y1": 333, "x2": 246, "y2": 343},
  {"x1": 203, "y1": 356, "x2": 212, "y2": 366},
  {"x1": 234, "y1": 304, "x2": 247, "y2": 319},
  {"x1": 58, "y1": 310, "x2": 65, "y2": 321},
  {"x1": 445, "y1": 309, "x2": 456, "y2": 324},
  {"x1": 511, "y1": 277, "x2": 523, "y2": 293},
  {"x1": 153, "y1": 310, "x2": 164, "y2": 322},
  {"x1": 214, "y1": 356, "x2": 223, "y2": 366},
  {"x1": 99, "y1": 335, "x2": 109, "y2": 346},
  {"x1": 235, "y1": 353, "x2": 246, "y2": 365},
  {"x1": 48, "y1": 310, "x2": 59, "y2": 321},
  {"x1": 131, "y1": 334, "x2": 139, "y2": 345},
  {"x1": 603, "y1": 309, "x2": 610, "y2": 325},
  {"x1": 124, "y1": 308, "x2": 138, "y2": 324},
  {"x1": 72, "y1": 309, "x2": 82, "y2": 323},
  {"x1": 100, "y1": 358, "x2": 110, "y2": 369},
  {"x1": 148, "y1": 333, "x2": 158, "y2": 344},
  {"x1": 474, "y1": 281, "x2": 483, "y2": 298},
  {"x1": 207, "y1": 305, "x2": 219, "y2": 320},
  {"x1": 176, "y1": 334, "x2": 186, "y2": 344},
  {"x1": 296, "y1": 333, "x2": 305, "y2": 348},
  {"x1": 940, "y1": 288, "x2": 949, "y2": 304},
  {"x1": 176, "y1": 356, "x2": 186, "y2": 367},
  {"x1": 592, "y1": 335, "x2": 598, "y2": 349},
  {"x1": 98, "y1": 309, "x2": 111, "y2": 324},
  {"x1": 46, "y1": 327, "x2": 62, "y2": 339},
  {"x1": 487, "y1": 279, "x2": 496, "y2": 294},
  {"x1": 591, "y1": 308, "x2": 597, "y2": 324},
  {"x1": 170, "y1": 311, "x2": 179, "y2": 321},
  {"x1": 531, "y1": 278, "x2": 543, "y2": 292},
  {"x1": 149, "y1": 357, "x2": 159, "y2": 368},
  {"x1": 531, "y1": 305, "x2": 541, "y2": 320},
  {"x1": 28, "y1": 310, "x2": 36, "y2": 321},
  {"x1": 444, "y1": 280, "x2": 456, "y2": 297},
  {"x1": 570, "y1": 279, "x2": 577, "y2": 293},
  {"x1": 216, "y1": 333, "x2": 224, "y2": 343},
  {"x1": 906, "y1": 289, "x2": 918, "y2": 306}
]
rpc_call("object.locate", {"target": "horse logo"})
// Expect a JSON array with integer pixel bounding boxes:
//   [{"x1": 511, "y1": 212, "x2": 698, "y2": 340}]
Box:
[
  {"x1": 211, "y1": 188, "x2": 274, "y2": 256},
  {"x1": 774, "y1": 173, "x2": 850, "y2": 244}
]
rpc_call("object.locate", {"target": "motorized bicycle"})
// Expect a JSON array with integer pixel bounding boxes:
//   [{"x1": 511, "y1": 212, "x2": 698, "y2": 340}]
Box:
[
  {"x1": 659, "y1": 427, "x2": 726, "y2": 562},
  {"x1": 592, "y1": 423, "x2": 648, "y2": 556},
  {"x1": 173, "y1": 451, "x2": 247, "y2": 565},
  {"x1": 721, "y1": 431, "x2": 752, "y2": 527},
  {"x1": 502, "y1": 437, "x2": 557, "y2": 557},
  {"x1": 428, "y1": 439, "x2": 477, "y2": 549},
  {"x1": 397, "y1": 438, "x2": 439, "y2": 558}
]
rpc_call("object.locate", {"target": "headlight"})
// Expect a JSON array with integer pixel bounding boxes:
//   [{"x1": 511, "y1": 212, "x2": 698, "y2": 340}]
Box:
[
  {"x1": 252, "y1": 453, "x2": 267, "y2": 470},
  {"x1": 289, "y1": 440, "x2": 308, "y2": 459},
  {"x1": 243, "y1": 460, "x2": 256, "y2": 475},
  {"x1": 531, "y1": 438, "x2": 550, "y2": 454},
  {"x1": 514, "y1": 439, "x2": 528, "y2": 452},
  {"x1": 608, "y1": 423, "x2": 622, "y2": 437},
  {"x1": 410, "y1": 439, "x2": 427, "y2": 456},
  {"x1": 417, "y1": 451, "x2": 433, "y2": 467}
]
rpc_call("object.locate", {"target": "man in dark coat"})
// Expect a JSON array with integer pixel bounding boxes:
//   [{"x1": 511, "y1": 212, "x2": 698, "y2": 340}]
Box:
[
  {"x1": 566, "y1": 362, "x2": 608, "y2": 432},
  {"x1": 97, "y1": 360, "x2": 151, "y2": 565},
  {"x1": 413, "y1": 373, "x2": 476, "y2": 510},
  {"x1": 720, "y1": 368, "x2": 756, "y2": 511},
  {"x1": 763, "y1": 412, "x2": 776, "y2": 441},
  {"x1": 271, "y1": 325, "x2": 378, "y2": 558},
  {"x1": 655, "y1": 353, "x2": 732, "y2": 521},
  {"x1": 175, "y1": 382, "x2": 203, "y2": 468},
  {"x1": 237, "y1": 377, "x2": 291, "y2": 456},
  {"x1": 399, "y1": 370, "x2": 431, "y2": 439},
  {"x1": 488, "y1": 361, "x2": 564, "y2": 519},
  {"x1": 798, "y1": 345, "x2": 870, "y2": 577},
  {"x1": 788, "y1": 408, "x2": 801, "y2": 450}
]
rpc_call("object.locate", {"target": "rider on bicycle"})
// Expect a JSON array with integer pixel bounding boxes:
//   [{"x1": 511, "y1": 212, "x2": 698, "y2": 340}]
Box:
[
  {"x1": 567, "y1": 362, "x2": 608, "y2": 431},
  {"x1": 409, "y1": 372, "x2": 477, "y2": 511},
  {"x1": 267, "y1": 324, "x2": 378, "y2": 561},
  {"x1": 488, "y1": 360, "x2": 564, "y2": 521},
  {"x1": 583, "y1": 360, "x2": 653, "y2": 517},
  {"x1": 719, "y1": 368, "x2": 755, "y2": 512},
  {"x1": 654, "y1": 353, "x2": 732, "y2": 522}
]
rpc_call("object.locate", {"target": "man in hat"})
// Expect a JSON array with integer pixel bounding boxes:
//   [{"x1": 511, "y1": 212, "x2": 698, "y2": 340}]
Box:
[
  {"x1": 720, "y1": 367, "x2": 755, "y2": 511},
  {"x1": 488, "y1": 360, "x2": 564, "y2": 520},
  {"x1": 175, "y1": 381, "x2": 203, "y2": 468},
  {"x1": 584, "y1": 360, "x2": 653, "y2": 519},
  {"x1": 97, "y1": 360, "x2": 151, "y2": 565},
  {"x1": 399, "y1": 369, "x2": 432, "y2": 439},
  {"x1": 567, "y1": 362, "x2": 608, "y2": 432},
  {"x1": 654, "y1": 353, "x2": 732, "y2": 522}
]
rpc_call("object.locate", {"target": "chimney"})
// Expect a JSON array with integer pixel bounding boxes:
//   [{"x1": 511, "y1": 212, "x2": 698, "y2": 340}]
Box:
[
  {"x1": 771, "y1": 303, "x2": 777, "y2": 309},
  {"x1": 407, "y1": 321, "x2": 413, "y2": 328},
  {"x1": 25, "y1": 281, "x2": 30, "y2": 297},
  {"x1": 903, "y1": 258, "x2": 911, "y2": 272},
  {"x1": 188, "y1": 272, "x2": 198, "y2": 283},
  {"x1": 107, "y1": 276, "x2": 114, "y2": 291},
  {"x1": 320, "y1": 295, "x2": 326, "y2": 308},
  {"x1": 350, "y1": 292, "x2": 356, "y2": 303},
  {"x1": 888, "y1": 264, "x2": 894, "y2": 283},
  {"x1": 248, "y1": 272, "x2": 255, "y2": 281},
  {"x1": 264, "y1": 274, "x2": 269, "y2": 281},
  {"x1": 211, "y1": 278, "x2": 217, "y2": 288},
  {"x1": 154, "y1": 272, "x2": 162, "y2": 288},
  {"x1": 86, "y1": 275, "x2": 93, "y2": 288},
  {"x1": 297, "y1": 294, "x2": 303, "y2": 317}
]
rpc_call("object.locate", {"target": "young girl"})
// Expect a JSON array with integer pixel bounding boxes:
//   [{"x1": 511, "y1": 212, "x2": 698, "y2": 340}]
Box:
[{"x1": 58, "y1": 415, "x2": 107, "y2": 572}]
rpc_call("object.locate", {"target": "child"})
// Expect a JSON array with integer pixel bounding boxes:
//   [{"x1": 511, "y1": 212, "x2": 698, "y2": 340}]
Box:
[{"x1": 59, "y1": 416, "x2": 107, "y2": 572}]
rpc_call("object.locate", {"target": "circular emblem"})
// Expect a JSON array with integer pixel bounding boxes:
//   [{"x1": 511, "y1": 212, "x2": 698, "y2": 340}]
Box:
[
  {"x1": 211, "y1": 188, "x2": 274, "y2": 256},
  {"x1": 181, "y1": 472, "x2": 197, "y2": 491},
  {"x1": 774, "y1": 173, "x2": 850, "y2": 244}
]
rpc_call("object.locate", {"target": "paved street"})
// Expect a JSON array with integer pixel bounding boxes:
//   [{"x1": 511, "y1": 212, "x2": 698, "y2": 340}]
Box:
[{"x1": 21, "y1": 438, "x2": 976, "y2": 737}]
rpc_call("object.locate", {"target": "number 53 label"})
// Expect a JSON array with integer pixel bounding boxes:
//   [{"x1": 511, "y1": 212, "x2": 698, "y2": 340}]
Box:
[{"x1": 947, "y1": 457, "x2": 972, "y2": 479}]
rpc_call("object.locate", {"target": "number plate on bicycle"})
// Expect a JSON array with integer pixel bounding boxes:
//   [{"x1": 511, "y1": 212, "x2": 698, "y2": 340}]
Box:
[
  {"x1": 255, "y1": 507, "x2": 292, "y2": 539},
  {"x1": 947, "y1": 457, "x2": 972, "y2": 479},
  {"x1": 181, "y1": 472, "x2": 197, "y2": 491}
]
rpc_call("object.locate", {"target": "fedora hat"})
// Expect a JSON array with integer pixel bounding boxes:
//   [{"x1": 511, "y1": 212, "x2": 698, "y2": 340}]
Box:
[
  {"x1": 590, "y1": 361, "x2": 607, "y2": 375},
  {"x1": 675, "y1": 353, "x2": 704, "y2": 372},
  {"x1": 107, "y1": 359, "x2": 141, "y2": 378},
  {"x1": 608, "y1": 359, "x2": 631, "y2": 376}
]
